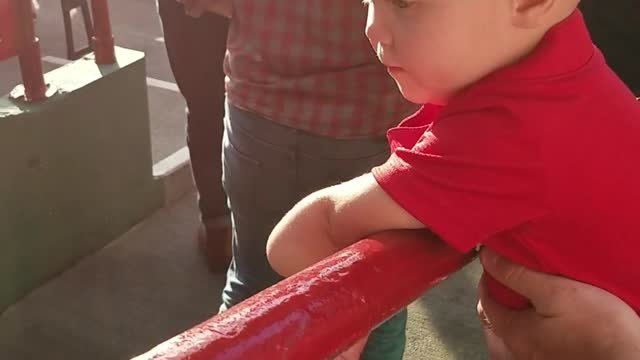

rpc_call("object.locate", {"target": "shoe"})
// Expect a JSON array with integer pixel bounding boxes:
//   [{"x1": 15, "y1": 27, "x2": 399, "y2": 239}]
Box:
[{"x1": 197, "y1": 216, "x2": 232, "y2": 274}]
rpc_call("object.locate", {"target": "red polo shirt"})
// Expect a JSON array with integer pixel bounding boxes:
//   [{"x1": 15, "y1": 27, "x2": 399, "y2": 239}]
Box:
[{"x1": 373, "y1": 11, "x2": 640, "y2": 311}]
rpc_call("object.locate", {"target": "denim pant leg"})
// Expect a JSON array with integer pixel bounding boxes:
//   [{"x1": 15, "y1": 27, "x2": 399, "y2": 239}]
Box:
[
  {"x1": 158, "y1": 0, "x2": 230, "y2": 221},
  {"x1": 220, "y1": 105, "x2": 295, "y2": 311},
  {"x1": 361, "y1": 310, "x2": 408, "y2": 360},
  {"x1": 221, "y1": 104, "x2": 408, "y2": 359}
]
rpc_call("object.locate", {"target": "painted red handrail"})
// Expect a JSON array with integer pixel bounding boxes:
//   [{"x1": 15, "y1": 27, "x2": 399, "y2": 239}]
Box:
[
  {"x1": 2, "y1": 0, "x2": 115, "y2": 100},
  {"x1": 90, "y1": 0, "x2": 115, "y2": 64},
  {"x1": 0, "y1": 0, "x2": 17, "y2": 60},
  {"x1": 134, "y1": 230, "x2": 476, "y2": 360},
  {"x1": 11, "y1": 0, "x2": 47, "y2": 102}
]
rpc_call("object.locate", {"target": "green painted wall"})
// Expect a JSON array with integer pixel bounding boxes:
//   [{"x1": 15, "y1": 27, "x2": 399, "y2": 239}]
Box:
[{"x1": 0, "y1": 48, "x2": 163, "y2": 312}]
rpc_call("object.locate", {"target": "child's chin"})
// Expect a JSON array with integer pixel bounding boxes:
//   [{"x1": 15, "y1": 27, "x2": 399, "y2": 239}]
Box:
[
  {"x1": 400, "y1": 85, "x2": 450, "y2": 105},
  {"x1": 397, "y1": 86, "x2": 433, "y2": 105}
]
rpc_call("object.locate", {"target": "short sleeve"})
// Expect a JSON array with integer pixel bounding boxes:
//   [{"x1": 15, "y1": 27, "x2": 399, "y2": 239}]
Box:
[{"x1": 372, "y1": 108, "x2": 547, "y2": 252}]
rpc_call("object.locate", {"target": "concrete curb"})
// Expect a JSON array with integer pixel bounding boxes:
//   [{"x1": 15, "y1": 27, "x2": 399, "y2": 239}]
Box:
[{"x1": 153, "y1": 146, "x2": 195, "y2": 207}]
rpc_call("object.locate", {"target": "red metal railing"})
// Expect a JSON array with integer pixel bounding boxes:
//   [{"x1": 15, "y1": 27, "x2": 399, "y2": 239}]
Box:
[
  {"x1": 0, "y1": 0, "x2": 17, "y2": 61},
  {"x1": 90, "y1": 0, "x2": 115, "y2": 64},
  {"x1": 134, "y1": 231, "x2": 476, "y2": 360},
  {"x1": 1, "y1": 0, "x2": 47, "y2": 102},
  {"x1": 0, "y1": 0, "x2": 115, "y2": 102}
]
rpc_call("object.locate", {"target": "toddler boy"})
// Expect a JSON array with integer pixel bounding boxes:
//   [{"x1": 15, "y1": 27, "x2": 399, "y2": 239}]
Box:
[{"x1": 267, "y1": 0, "x2": 640, "y2": 346}]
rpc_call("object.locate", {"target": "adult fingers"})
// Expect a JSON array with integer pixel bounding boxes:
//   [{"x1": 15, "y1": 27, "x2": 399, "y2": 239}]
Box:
[
  {"x1": 477, "y1": 286, "x2": 514, "y2": 360},
  {"x1": 480, "y1": 248, "x2": 567, "y2": 313},
  {"x1": 178, "y1": 0, "x2": 205, "y2": 17},
  {"x1": 478, "y1": 276, "x2": 543, "y2": 357},
  {"x1": 186, "y1": 2, "x2": 206, "y2": 18},
  {"x1": 206, "y1": 0, "x2": 232, "y2": 17},
  {"x1": 479, "y1": 320, "x2": 514, "y2": 360},
  {"x1": 478, "y1": 277, "x2": 519, "y2": 338}
]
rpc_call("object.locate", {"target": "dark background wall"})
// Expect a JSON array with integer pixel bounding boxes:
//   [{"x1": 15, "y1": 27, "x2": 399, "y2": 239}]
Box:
[{"x1": 581, "y1": 0, "x2": 640, "y2": 94}]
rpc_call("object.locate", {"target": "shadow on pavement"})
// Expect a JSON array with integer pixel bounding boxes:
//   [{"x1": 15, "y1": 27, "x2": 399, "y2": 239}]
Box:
[
  {"x1": 405, "y1": 260, "x2": 487, "y2": 360},
  {"x1": 0, "y1": 192, "x2": 225, "y2": 360}
]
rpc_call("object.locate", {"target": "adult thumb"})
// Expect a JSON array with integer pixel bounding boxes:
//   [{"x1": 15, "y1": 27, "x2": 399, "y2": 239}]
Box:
[{"x1": 480, "y1": 248, "x2": 559, "y2": 304}]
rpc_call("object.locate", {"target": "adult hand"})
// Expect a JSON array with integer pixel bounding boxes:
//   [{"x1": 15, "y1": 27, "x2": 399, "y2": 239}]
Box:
[
  {"x1": 176, "y1": 0, "x2": 232, "y2": 18},
  {"x1": 477, "y1": 248, "x2": 640, "y2": 360}
]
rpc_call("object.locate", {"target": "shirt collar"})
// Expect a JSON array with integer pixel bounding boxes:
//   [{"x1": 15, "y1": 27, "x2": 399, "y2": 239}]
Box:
[{"x1": 493, "y1": 9, "x2": 595, "y2": 81}]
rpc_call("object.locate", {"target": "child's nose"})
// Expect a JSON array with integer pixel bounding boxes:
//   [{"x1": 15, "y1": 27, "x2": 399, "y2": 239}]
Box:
[{"x1": 365, "y1": 3, "x2": 392, "y2": 49}]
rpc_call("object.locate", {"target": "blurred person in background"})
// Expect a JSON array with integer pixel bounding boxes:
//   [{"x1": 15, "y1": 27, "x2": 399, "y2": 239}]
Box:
[
  {"x1": 157, "y1": 0, "x2": 231, "y2": 273},
  {"x1": 180, "y1": 0, "x2": 418, "y2": 358}
]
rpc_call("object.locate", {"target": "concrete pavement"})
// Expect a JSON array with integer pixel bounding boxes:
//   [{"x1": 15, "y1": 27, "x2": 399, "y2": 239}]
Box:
[
  {"x1": 0, "y1": 190, "x2": 488, "y2": 360},
  {"x1": 0, "y1": 192, "x2": 224, "y2": 360},
  {"x1": 405, "y1": 262, "x2": 486, "y2": 360}
]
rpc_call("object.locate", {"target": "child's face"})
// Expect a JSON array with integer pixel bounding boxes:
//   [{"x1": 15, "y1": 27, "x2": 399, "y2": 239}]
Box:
[{"x1": 365, "y1": 0, "x2": 515, "y2": 104}]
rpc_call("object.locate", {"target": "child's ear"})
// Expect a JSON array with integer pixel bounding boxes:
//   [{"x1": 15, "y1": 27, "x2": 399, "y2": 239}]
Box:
[{"x1": 510, "y1": 0, "x2": 555, "y2": 28}]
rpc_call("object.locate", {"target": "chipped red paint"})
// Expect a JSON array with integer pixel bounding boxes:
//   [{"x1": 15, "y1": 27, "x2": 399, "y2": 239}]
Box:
[
  {"x1": 135, "y1": 231, "x2": 475, "y2": 360},
  {"x1": 90, "y1": 0, "x2": 115, "y2": 64}
]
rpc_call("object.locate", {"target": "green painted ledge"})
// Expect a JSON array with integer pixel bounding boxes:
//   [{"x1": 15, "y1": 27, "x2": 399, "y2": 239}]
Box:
[{"x1": 0, "y1": 47, "x2": 163, "y2": 312}]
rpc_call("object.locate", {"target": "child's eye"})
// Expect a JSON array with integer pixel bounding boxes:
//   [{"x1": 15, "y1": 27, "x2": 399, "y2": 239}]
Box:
[{"x1": 391, "y1": 0, "x2": 411, "y2": 8}]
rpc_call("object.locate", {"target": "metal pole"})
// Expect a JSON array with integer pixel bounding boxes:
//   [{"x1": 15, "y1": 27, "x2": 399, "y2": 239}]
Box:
[
  {"x1": 90, "y1": 0, "x2": 115, "y2": 64},
  {"x1": 134, "y1": 231, "x2": 476, "y2": 360},
  {"x1": 0, "y1": 0, "x2": 17, "y2": 60},
  {"x1": 13, "y1": 0, "x2": 46, "y2": 102}
]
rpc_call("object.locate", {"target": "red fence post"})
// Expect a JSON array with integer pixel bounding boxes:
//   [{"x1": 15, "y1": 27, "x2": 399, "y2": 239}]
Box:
[
  {"x1": 12, "y1": 0, "x2": 47, "y2": 102},
  {"x1": 0, "y1": 0, "x2": 17, "y2": 60},
  {"x1": 90, "y1": 0, "x2": 115, "y2": 64},
  {"x1": 134, "y1": 231, "x2": 476, "y2": 360}
]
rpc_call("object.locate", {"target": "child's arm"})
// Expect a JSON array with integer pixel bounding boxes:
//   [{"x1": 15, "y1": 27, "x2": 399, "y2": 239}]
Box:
[{"x1": 267, "y1": 173, "x2": 423, "y2": 277}]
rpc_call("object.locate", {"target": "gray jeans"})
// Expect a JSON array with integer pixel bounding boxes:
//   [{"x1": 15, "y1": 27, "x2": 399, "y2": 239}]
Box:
[
  {"x1": 220, "y1": 103, "x2": 407, "y2": 359},
  {"x1": 221, "y1": 102, "x2": 389, "y2": 307}
]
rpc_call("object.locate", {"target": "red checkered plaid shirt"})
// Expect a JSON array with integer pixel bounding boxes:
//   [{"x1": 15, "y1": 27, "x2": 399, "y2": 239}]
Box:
[{"x1": 224, "y1": 0, "x2": 417, "y2": 139}]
